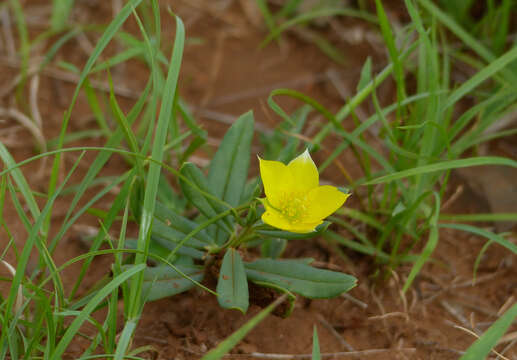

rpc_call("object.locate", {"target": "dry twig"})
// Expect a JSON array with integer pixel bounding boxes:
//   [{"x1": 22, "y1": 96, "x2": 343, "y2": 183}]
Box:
[
  {"x1": 0, "y1": 107, "x2": 45, "y2": 151},
  {"x1": 317, "y1": 314, "x2": 355, "y2": 352},
  {"x1": 222, "y1": 348, "x2": 417, "y2": 359}
]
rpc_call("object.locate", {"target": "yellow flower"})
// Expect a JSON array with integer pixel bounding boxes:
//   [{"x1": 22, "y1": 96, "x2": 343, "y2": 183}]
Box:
[{"x1": 258, "y1": 149, "x2": 350, "y2": 233}]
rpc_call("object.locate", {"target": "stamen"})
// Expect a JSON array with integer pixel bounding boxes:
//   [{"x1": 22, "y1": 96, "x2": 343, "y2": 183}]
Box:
[{"x1": 277, "y1": 192, "x2": 308, "y2": 223}]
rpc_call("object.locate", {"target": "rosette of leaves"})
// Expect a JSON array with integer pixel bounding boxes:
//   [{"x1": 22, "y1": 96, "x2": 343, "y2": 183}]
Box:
[{"x1": 130, "y1": 110, "x2": 356, "y2": 314}]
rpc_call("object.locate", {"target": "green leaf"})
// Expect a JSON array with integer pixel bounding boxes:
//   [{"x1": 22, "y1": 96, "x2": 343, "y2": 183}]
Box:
[
  {"x1": 124, "y1": 238, "x2": 172, "y2": 265},
  {"x1": 123, "y1": 264, "x2": 204, "y2": 302},
  {"x1": 439, "y1": 223, "x2": 517, "y2": 255},
  {"x1": 0, "y1": 143, "x2": 40, "y2": 220},
  {"x1": 152, "y1": 219, "x2": 208, "y2": 249},
  {"x1": 459, "y1": 303, "x2": 517, "y2": 360},
  {"x1": 179, "y1": 162, "x2": 232, "y2": 234},
  {"x1": 439, "y1": 213, "x2": 517, "y2": 222},
  {"x1": 217, "y1": 249, "x2": 249, "y2": 313},
  {"x1": 52, "y1": 264, "x2": 146, "y2": 359},
  {"x1": 157, "y1": 174, "x2": 186, "y2": 213},
  {"x1": 239, "y1": 177, "x2": 260, "y2": 205},
  {"x1": 154, "y1": 202, "x2": 213, "y2": 245},
  {"x1": 445, "y1": 43, "x2": 517, "y2": 109},
  {"x1": 149, "y1": 236, "x2": 205, "y2": 260},
  {"x1": 357, "y1": 57, "x2": 372, "y2": 92},
  {"x1": 201, "y1": 295, "x2": 288, "y2": 360},
  {"x1": 403, "y1": 193, "x2": 440, "y2": 292},
  {"x1": 312, "y1": 326, "x2": 321, "y2": 360},
  {"x1": 128, "y1": 14, "x2": 185, "y2": 324},
  {"x1": 208, "y1": 111, "x2": 254, "y2": 207},
  {"x1": 244, "y1": 259, "x2": 356, "y2": 298},
  {"x1": 260, "y1": 8, "x2": 377, "y2": 46},
  {"x1": 129, "y1": 176, "x2": 145, "y2": 222},
  {"x1": 208, "y1": 111, "x2": 254, "y2": 245},
  {"x1": 256, "y1": 222, "x2": 330, "y2": 240},
  {"x1": 363, "y1": 156, "x2": 517, "y2": 185},
  {"x1": 375, "y1": 0, "x2": 406, "y2": 102},
  {"x1": 51, "y1": 0, "x2": 75, "y2": 31},
  {"x1": 261, "y1": 238, "x2": 287, "y2": 259}
]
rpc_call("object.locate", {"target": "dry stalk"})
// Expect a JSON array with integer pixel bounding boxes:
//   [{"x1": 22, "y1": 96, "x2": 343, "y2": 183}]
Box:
[
  {"x1": 453, "y1": 325, "x2": 510, "y2": 360},
  {"x1": 222, "y1": 348, "x2": 417, "y2": 359},
  {"x1": 0, "y1": 107, "x2": 46, "y2": 152},
  {"x1": 1, "y1": 260, "x2": 24, "y2": 314},
  {"x1": 317, "y1": 314, "x2": 355, "y2": 352},
  {"x1": 1, "y1": 8, "x2": 16, "y2": 59}
]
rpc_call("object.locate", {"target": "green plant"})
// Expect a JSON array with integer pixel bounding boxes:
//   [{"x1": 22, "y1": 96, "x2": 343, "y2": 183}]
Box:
[
  {"x1": 261, "y1": 0, "x2": 517, "y2": 292},
  {"x1": 127, "y1": 112, "x2": 356, "y2": 314},
  {"x1": 2, "y1": 0, "x2": 517, "y2": 358}
]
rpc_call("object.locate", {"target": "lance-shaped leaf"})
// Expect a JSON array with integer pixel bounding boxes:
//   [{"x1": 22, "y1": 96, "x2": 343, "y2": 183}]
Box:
[
  {"x1": 261, "y1": 238, "x2": 287, "y2": 259},
  {"x1": 217, "y1": 249, "x2": 249, "y2": 313},
  {"x1": 208, "y1": 111, "x2": 254, "y2": 207},
  {"x1": 244, "y1": 259, "x2": 356, "y2": 299},
  {"x1": 152, "y1": 218, "x2": 208, "y2": 249},
  {"x1": 123, "y1": 264, "x2": 204, "y2": 302},
  {"x1": 179, "y1": 163, "x2": 233, "y2": 234},
  {"x1": 208, "y1": 111, "x2": 254, "y2": 245},
  {"x1": 150, "y1": 236, "x2": 205, "y2": 260},
  {"x1": 154, "y1": 202, "x2": 213, "y2": 245},
  {"x1": 124, "y1": 237, "x2": 173, "y2": 265}
]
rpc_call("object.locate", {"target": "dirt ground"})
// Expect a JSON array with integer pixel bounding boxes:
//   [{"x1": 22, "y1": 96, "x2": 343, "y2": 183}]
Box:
[{"x1": 1, "y1": 1, "x2": 516, "y2": 359}]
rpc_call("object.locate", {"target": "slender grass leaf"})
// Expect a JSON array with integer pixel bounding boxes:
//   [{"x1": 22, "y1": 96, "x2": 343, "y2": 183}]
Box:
[
  {"x1": 439, "y1": 213, "x2": 517, "y2": 222},
  {"x1": 445, "y1": 44, "x2": 517, "y2": 109},
  {"x1": 312, "y1": 326, "x2": 321, "y2": 360},
  {"x1": 403, "y1": 193, "x2": 440, "y2": 292},
  {"x1": 439, "y1": 223, "x2": 517, "y2": 255},
  {"x1": 357, "y1": 57, "x2": 372, "y2": 92},
  {"x1": 114, "y1": 320, "x2": 137, "y2": 360},
  {"x1": 129, "y1": 15, "x2": 185, "y2": 320},
  {"x1": 50, "y1": 0, "x2": 144, "y2": 199},
  {"x1": 201, "y1": 295, "x2": 288, "y2": 360},
  {"x1": 261, "y1": 8, "x2": 376, "y2": 46},
  {"x1": 363, "y1": 157, "x2": 517, "y2": 185},
  {"x1": 52, "y1": 264, "x2": 145, "y2": 358},
  {"x1": 51, "y1": 0, "x2": 75, "y2": 31},
  {"x1": 0, "y1": 143, "x2": 40, "y2": 220},
  {"x1": 459, "y1": 303, "x2": 517, "y2": 360},
  {"x1": 375, "y1": 0, "x2": 406, "y2": 103}
]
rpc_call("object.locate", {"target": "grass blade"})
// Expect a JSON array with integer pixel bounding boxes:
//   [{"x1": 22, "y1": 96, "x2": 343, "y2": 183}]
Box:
[
  {"x1": 363, "y1": 157, "x2": 517, "y2": 185},
  {"x1": 52, "y1": 264, "x2": 146, "y2": 359},
  {"x1": 201, "y1": 295, "x2": 288, "y2": 360},
  {"x1": 439, "y1": 223, "x2": 517, "y2": 255},
  {"x1": 459, "y1": 303, "x2": 517, "y2": 360}
]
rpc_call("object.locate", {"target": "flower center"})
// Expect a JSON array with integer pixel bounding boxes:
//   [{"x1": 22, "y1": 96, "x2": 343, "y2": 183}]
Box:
[{"x1": 277, "y1": 192, "x2": 308, "y2": 223}]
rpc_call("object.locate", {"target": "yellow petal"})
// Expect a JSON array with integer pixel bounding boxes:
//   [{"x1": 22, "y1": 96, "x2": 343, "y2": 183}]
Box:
[
  {"x1": 261, "y1": 200, "x2": 322, "y2": 233},
  {"x1": 286, "y1": 149, "x2": 319, "y2": 192},
  {"x1": 290, "y1": 220, "x2": 324, "y2": 233},
  {"x1": 259, "y1": 157, "x2": 293, "y2": 207},
  {"x1": 304, "y1": 185, "x2": 350, "y2": 222}
]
